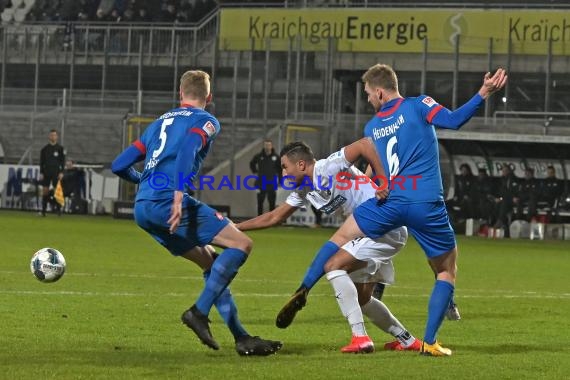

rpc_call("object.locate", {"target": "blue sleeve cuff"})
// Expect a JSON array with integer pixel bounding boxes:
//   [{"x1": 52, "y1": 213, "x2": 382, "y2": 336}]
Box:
[
  {"x1": 432, "y1": 93, "x2": 484, "y2": 130},
  {"x1": 112, "y1": 145, "x2": 144, "y2": 184}
]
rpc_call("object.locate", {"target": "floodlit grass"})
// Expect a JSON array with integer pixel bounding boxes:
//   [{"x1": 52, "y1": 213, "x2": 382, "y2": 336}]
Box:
[{"x1": 1, "y1": 211, "x2": 569, "y2": 379}]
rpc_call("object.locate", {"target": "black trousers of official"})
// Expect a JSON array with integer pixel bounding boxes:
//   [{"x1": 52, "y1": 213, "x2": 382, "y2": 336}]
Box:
[
  {"x1": 257, "y1": 189, "x2": 276, "y2": 215},
  {"x1": 311, "y1": 205, "x2": 322, "y2": 226},
  {"x1": 40, "y1": 174, "x2": 60, "y2": 214}
]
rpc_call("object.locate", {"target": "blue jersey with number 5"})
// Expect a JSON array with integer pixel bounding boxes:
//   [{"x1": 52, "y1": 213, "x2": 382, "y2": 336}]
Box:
[
  {"x1": 363, "y1": 96, "x2": 445, "y2": 203},
  {"x1": 133, "y1": 106, "x2": 220, "y2": 201}
]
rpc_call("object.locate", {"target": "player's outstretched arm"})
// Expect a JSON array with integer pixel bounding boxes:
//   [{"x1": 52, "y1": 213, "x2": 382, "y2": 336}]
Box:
[
  {"x1": 343, "y1": 138, "x2": 389, "y2": 199},
  {"x1": 111, "y1": 145, "x2": 144, "y2": 184},
  {"x1": 431, "y1": 68, "x2": 507, "y2": 130},
  {"x1": 236, "y1": 203, "x2": 298, "y2": 231}
]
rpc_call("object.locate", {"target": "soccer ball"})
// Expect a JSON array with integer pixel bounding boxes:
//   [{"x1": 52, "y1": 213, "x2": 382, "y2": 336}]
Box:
[{"x1": 30, "y1": 248, "x2": 66, "y2": 283}]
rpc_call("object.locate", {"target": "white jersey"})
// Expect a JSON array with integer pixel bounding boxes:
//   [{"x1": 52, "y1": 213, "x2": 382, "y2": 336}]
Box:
[
  {"x1": 285, "y1": 149, "x2": 375, "y2": 218},
  {"x1": 285, "y1": 148, "x2": 407, "y2": 285}
]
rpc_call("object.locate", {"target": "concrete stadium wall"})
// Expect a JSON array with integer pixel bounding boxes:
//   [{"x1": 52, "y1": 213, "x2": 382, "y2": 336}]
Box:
[{"x1": 0, "y1": 108, "x2": 128, "y2": 165}]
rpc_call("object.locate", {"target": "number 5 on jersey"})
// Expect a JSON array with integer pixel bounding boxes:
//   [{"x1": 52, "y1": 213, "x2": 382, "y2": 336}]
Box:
[
  {"x1": 152, "y1": 118, "x2": 174, "y2": 159},
  {"x1": 145, "y1": 118, "x2": 173, "y2": 170}
]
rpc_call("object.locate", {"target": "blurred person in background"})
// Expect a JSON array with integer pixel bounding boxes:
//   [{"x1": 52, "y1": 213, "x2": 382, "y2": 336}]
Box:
[
  {"x1": 513, "y1": 167, "x2": 538, "y2": 222},
  {"x1": 493, "y1": 164, "x2": 519, "y2": 236},
  {"x1": 61, "y1": 159, "x2": 86, "y2": 209},
  {"x1": 473, "y1": 167, "x2": 495, "y2": 225},
  {"x1": 446, "y1": 163, "x2": 476, "y2": 222},
  {"x1": 541, "y1": 165, "x2": 563, "y2": 220},
  {"x1": 249, "y1": 139, "x2": 281, "y2": 215},
  {"x1": 39, "y1": 130, "x2": 65, "y2": 216}
]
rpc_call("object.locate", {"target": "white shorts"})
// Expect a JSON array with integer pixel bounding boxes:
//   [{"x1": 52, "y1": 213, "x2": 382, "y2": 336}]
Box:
[{"x1": 341, "y1": 228, "x2": 407, "y2": 285}]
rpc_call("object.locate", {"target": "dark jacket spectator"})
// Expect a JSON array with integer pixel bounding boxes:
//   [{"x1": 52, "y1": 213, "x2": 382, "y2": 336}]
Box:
[
  {"x1": 61, "y1": 0, "x2": 80, "y2": 21},
  {"x1": 249, "y1": 139, "x2": 281, "y2": 215},
  {"x1": 542, "y1": 165, "x2": 564, "y2": 220},
  {"x1": 473, "y1": 167, "x2": 495, "y2": 224},
  {"x1": 493, "y1": 164, "x2": 520, "y2": 235},
  {"x1": 513, "y1": 168, "x2": 539, "y2": 221},
  {"x1": 447, "y1": 163, "x2": 477, "y2": 220},
  {"x1": 134, "y1": 6, "x2": 152, "y2": 22},
  {"x1": 542, "y1": 165, "x2": 563, "y2": 206},
  {"x1": 61, "y1": 160, "x2": 86, "y2": 200},
  {"x1": 159, "y1": 3, "x2": 177, "y2": 22}
]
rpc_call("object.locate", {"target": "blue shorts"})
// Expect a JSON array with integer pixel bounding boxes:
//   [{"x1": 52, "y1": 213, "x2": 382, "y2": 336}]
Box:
[
  {"x1": 134, "y1": 194, "x2": 229, "y2": 256},
  {"x1": 353, "y1": 199, "x2": 456, "y2": 258}
]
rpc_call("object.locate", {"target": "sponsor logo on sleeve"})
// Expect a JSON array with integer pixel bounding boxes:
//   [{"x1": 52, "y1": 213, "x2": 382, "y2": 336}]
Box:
[
  {"x1": 422, "y1": 97, "x2": 437, "y2": 108},
  {"x1": 202, "y1": 121, "x2": 216, "y2": 137}
]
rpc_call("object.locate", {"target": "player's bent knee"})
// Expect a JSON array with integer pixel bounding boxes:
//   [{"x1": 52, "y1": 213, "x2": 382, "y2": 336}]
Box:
[
  {"x1": 437, "y1": 272, "x2": 456, "y2": 283},
  {"x1": 234, "y1": 234, "x2": 253, "y2": 254},
  {"x1": 324, "y1": 258, "x2": 341, "y2": 273},
  {"x1": 357, "y1": 283, "x2": 374, "y2": 306},
  {"x1": 358, "y1": 294, "x2": 371, "y2": 307}
]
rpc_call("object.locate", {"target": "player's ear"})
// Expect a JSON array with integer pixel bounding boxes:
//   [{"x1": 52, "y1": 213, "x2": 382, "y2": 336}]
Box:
[{"x1": 206, "y1": 93, "x2": 212, "y2": 104}]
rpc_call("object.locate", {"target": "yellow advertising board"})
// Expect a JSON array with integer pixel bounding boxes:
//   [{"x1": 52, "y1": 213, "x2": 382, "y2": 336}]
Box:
[{"x1": 219, "y1": 8, "x2": 570, "y2": 55}]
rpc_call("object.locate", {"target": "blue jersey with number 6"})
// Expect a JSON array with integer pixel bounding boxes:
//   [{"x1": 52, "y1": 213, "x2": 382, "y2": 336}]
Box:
[
  {"x1": 363, "y1": 96, "x2": 446, "y2": 203},
  {"x1": 132, "y1": 106, "x2": 220, "y2": 201}
]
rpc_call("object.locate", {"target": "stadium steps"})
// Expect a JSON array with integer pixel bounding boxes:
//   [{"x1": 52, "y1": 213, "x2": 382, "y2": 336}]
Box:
[
  {"x1": 63, "y1": 113, "x2": 126, "y2": 164},
  {"x1": 0, "y1": 107, "x2": 128, "y2": 164},
  {"x1": 0, "y1": 111, "x2": 59, "y2": 164}
]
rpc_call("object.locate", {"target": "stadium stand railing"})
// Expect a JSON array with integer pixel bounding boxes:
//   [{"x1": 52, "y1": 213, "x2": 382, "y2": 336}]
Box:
[
  {"x1": 1, "y1": 11, "x2": 218, "y2": 66},
  {"x1": 217, "y1": 0, "x2": 570, "y2": 9}
]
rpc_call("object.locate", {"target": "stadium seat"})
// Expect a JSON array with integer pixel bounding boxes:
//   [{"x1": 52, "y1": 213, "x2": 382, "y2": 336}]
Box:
[
  {"x1": 509, "y1": 220, "x2": 530, "y2": 239},
  {"x1": 1, "y1": 8, "x2": 14, "y2": 22},
  {"x1": 11, "y1": 0, "x2": 23, "y2": 8},
  {"x1": 14, "y1": 8, "x2": 27, "y2": 23},
  {"x1": 98, "y1": 0, "x2": 114, "y2": 14},
  {"x1": 530, "y1": 221, "x2": 545, "y2": 240}
]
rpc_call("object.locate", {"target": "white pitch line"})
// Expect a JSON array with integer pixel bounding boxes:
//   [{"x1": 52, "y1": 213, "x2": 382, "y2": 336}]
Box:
[
  {"x1": 1, "y1": 290, "x2": 569, "y2": 299},
  {"x1": 0, "y1": 270, "x2": 283, "y2": 284},
  {"x1": 1, "y1": 270, "x2": 568, "y2": 297}
]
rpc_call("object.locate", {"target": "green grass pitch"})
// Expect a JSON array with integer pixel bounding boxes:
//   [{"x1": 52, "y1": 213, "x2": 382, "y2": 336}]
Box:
[{"x1": 0, "y1": 211, "x2": 569, "y2": 379}]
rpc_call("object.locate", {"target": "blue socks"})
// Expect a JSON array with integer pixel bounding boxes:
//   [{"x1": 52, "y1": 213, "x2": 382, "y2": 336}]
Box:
[
  {"x1": 203, "y1": 270, "x2": 248, "y2": 340},
  {"x1": 449, "y1": 295, "x2": 457, "y2": 308},
  {"x1": 424, "y1": 280, "x2": 455, "y2": 344},
  {"x1": 300, "y1": 241, "x2": 340, "y2": 290},
  {"x1": 195, "y1": 248, "x2": 247, "y2": 316}
]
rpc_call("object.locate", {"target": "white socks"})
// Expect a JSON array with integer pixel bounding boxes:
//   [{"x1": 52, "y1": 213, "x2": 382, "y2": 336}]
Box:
[
  {"x1": 326, "y1": 270, "x2": 367, "y2": 337},
  {"x1": 326, "y1": 270, "x2": 416, "y2": 346},
  {"x1": 361, "y1": 297, "x2": 416, "y2": 347}
]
